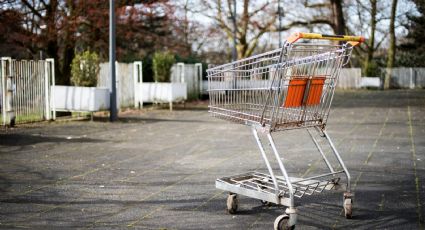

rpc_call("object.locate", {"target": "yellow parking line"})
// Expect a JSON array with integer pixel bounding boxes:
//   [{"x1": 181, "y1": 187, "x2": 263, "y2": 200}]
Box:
[
  {"x1": 192, "y1": 191, "x2": 224, "y2": 212},
  {"x1": 408, "y1": 105, "x2": 423, "y2": 229},
  {"x1": 87, "y1": 153, "x2": 236, "y2": 228},
  {"x1": 332, "y1": 108, "x2": 390, "y2": 229},
  {"x1": 302, "y1": 106, "x2": 377, "y2": 178},
  {"x1": 127, "y1": 205, "x2": 165, "y2": 227}
]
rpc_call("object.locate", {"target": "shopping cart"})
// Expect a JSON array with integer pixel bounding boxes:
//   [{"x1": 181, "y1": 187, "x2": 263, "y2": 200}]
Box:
[{"x1": 207, "y1": 32, "x2": 364, "y2": 230}]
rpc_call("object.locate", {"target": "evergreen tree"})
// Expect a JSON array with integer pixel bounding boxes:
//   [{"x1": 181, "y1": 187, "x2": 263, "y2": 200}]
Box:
[{"x1": 397, "y1": 0, "x2": 425, "y2": 67}]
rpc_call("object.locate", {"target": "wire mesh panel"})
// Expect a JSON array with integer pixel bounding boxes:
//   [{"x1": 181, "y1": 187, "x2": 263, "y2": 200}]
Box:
[
  {"x1": 207, "y1": 43, "x2": 353, "y2": 132},
  {"x1": 0, "y1": 58, "x2": 54, "y2": 125},
  {"x1": 11, "y1": 60, "x2": 49, "y2": 123}
]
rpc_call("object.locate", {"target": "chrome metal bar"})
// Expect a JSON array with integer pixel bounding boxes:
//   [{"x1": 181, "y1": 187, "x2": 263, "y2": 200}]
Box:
[
  {"x1": 251, "y1": 126, "x2": 280, "y2": 201},
  {"x1": 289, "y1": 170, "x2": 344, "y2": 184},
  {"x1": 323, "y1": 130, "x2": 351, "y2": 192},
  {"x1": 266, "y1": 133, "x2": 295, "y2": 207},
  {"x1": 307, "y1": 128, "x2": 335, "y2": 173}
]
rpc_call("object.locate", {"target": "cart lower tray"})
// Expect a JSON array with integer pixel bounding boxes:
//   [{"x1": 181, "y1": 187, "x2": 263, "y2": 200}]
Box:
[{"x1": 216, "y1": 171, "x2": 342, "y2": 207}]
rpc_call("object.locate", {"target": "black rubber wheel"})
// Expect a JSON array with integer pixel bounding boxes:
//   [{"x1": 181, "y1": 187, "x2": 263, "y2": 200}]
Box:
[
  {"x1": 344, "y1": 198, "x2": 353, "y2": 219},
  {"x1": 274, "y1": 214, "x2": 295, "y2": 230},
  {"x1": 226, "y1": 194, "x2": 238, "y2": 214}
]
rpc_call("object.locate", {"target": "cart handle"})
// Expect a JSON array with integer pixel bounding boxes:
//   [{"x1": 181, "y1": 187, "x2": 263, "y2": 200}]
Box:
[{"x1": 287, "y1": 32, "x2": 365, "y2": 46}]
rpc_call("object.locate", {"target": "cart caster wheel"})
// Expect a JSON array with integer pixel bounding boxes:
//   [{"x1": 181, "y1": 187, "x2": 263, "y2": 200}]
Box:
[
  {"x1": 226, "y1": 194, "x2": 238, "y2": 214},
  {"x1": 344, "y1": 198, "x2": 353, "y2": 219},
  {"x1": 274, "y1": 214, "x2": 295, "y2": 230}
]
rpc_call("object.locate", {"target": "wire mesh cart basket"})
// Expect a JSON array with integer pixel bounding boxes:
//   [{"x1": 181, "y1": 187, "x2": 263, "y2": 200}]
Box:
[{"x1": 207, "y1": 32, "x2": 364, "y2": 229}]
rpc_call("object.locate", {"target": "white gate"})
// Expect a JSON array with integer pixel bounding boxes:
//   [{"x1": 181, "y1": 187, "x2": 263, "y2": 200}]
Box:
[{"x1": 0, "y1": 57, "x2": 55, "y2": 125}]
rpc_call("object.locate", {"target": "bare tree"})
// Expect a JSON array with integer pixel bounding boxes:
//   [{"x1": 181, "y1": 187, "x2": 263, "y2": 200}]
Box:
[
  {"x1": 283, "y1": 0, "x2": 346, "y2": 35},
  {"x1": 200, "y1": 0, "x2": 278, "y2": 59},
  {"x1": 384, "y1": 0, "x2": 398, "y2": 89},
  {"x1": 363, "y1": 0, "x2": 377, "y2": 76}
]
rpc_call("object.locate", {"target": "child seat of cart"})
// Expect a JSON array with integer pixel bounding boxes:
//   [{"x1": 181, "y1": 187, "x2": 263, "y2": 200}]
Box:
[{"x1": 283, "y1": 76, "x2": 326, "y2": 108}]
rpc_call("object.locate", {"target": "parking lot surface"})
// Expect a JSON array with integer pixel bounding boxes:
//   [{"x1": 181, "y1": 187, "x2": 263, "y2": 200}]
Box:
[{"x1": 0, "y1": 90, "x2": 424, "y2": 229}]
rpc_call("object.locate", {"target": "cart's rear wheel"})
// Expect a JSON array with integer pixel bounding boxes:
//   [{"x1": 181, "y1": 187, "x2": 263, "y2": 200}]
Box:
[
  {"x1": 344, "y1": 198, "x2": 352, "y2": 219},
  {"x1": 274, "y1": 214, "x2": 295, "y2": 230},
  {"x1": 226, "y1": 194, "x2": 238, "y2": 214}
]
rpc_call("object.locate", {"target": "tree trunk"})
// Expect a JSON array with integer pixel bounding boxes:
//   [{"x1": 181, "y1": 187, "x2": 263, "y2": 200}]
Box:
[
  {"x1": 330, "y1": 0, "x2": 346, "y2": 35},
  {"x1": 364, "y1": 0, "x2": 377, "y2": 77},
  {"x1": 384, "y1": 0, "x2": 398, "y2": 89}
]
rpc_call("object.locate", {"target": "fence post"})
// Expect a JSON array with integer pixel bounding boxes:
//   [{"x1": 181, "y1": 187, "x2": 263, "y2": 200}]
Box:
[
  {"x1": 1, "y1": 58, "x2": 5, "y2": 126},
  {"x1": 44, "y1": 59, "x2": 51, "y2": 120},
  {"x1": 410, "y1": 68, "x2": 415, "y2": 89},
  {"x1": 6, "y1": 75, "x2": 15, "y2": 126},
  {"x1": 1, "y1": 57, "x2": 12, "y2": 126},
  {"x1": 46, "y1": 59, "x2": 55, "y2": 120},
  {"x1": 133, "y1": 61, "x2": 142, "y2": 108},
  {"x1": 176, "y1": 63, "x2": 185, "y2": 83},
  {"x1": 195, "y1": 63, "x2": 202, "y2": 98}
]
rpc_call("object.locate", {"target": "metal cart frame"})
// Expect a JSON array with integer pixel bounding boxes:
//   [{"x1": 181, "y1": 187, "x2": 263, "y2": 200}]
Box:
[{"x1": 207, "y1": 32, "x2": 364, "y2": 229}]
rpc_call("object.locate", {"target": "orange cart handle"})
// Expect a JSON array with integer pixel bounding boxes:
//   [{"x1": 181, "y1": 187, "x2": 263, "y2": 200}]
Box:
[{"x1": 287, "y1": 32, "x2": 365, "y2": 46}]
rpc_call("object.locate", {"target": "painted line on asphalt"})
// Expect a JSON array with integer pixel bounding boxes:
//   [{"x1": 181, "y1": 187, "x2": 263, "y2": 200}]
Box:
[
  {"x1": 15, "y1": 139, "x2": 198, "y2": 197},
  {"x1": 13, "y1": 119, "x2": 205, "y2": 196},
  {"x1": 301, "y1": 104, "x2": 377, "y2": 178},
  {"x1": 332, "y1": 108, "x2": 391, "y2": 229},
  {"x1": 9, "y1": 142, "x2": 206, "y2": 225},
  {"x1": 125, "y1": 157, "x2": 260, "y2": 226},
  {"x1": 127, "y1": 205, "x2": 166, "y2": 227},
  {"x1": 89, "y1": 152, "x2": 237, "y2": 228},
  {"x1": 378, "y1": 194, "x2": 385, "y2": 211},
  {"x1": 191, "y1": 190, "x2": 225, "y2": 212},
  {"x1": 364, "y1": 114, "x2": 389, "y2": 165},
  {"x1": 408, "y1": 105, "x2": 423, "y2": 229}
]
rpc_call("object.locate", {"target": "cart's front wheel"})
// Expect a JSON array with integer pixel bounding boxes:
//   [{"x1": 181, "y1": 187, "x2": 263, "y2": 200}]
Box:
[
  {"x1": 344, "y1": 197, "x2": 353, "y2": 219},
  {"x1": 226, "y1": 194, "x2": 238, "y2": 214},
  {"x1": 274, "y1": 214, "x2": 295, "y2": 230}
]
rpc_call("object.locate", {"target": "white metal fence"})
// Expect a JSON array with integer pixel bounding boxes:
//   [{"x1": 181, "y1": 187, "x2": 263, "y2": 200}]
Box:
[
  {"x1": 99, "y1": 62, "x2": 203, "y2": 109},
  {"x1": 98, "y1": 62, "x2": 136, "y2": 109},
  {"x1": 383, "y1": 68, "x2": 425, "y2": 89},
  {"x1": 201, "y1": 67, "x2": 424, "y2": 92},
  {"x1": 0, "y1": 57, "x2": 55, "y2": 125},
  {"x1": 337, "y1": 68, "x2": 362, "y2": 89},
  {"x1": 2, "y1": 58, "x2": 423, "y2": 126},
  {"x1": 171, "y1": 63, "x2": 202, "y2": 99}
]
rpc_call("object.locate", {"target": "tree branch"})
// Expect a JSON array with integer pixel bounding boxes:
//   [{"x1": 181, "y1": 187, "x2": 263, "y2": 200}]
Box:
[
  {"x1": 303, "y1": 0, "x2": 330, "y2": 8},
  {"x1": 21, "y1": 0, "x2": 44, "y2": 19},
  {"x1": 274, "y1": 19, "x2": 334, "y2": 31},
  {"x1": 248, "y1": 2, "x2": 270, "y2": 17}
]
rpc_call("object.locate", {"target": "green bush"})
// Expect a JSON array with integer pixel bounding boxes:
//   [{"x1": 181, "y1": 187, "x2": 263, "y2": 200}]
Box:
[
  {"x1": 152, "y1": 51, "x2": 175, "y2": 82},
  {"x1": 363, "y1": 60, "x2": 380, "y2": 77},
  {"x1": 70, "y1": 51, "x2": 100, "y2": 87}
]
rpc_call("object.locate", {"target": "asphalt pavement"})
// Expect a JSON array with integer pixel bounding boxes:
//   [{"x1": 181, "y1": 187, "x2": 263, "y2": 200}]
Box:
[{"x1": 0, "y1": 90, "x2": 424, "y2": 229}]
